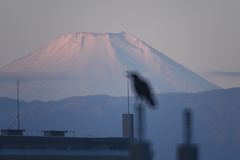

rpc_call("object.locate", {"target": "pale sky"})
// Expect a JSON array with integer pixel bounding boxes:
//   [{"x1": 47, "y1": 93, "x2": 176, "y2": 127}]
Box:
[{"x1": 1, "y1": 0, "x2": 240, "y2": 89}]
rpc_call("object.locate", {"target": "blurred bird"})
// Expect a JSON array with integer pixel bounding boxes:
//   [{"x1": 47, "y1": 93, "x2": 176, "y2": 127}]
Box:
[{"x1": 127, "y1": 71, "x2": 157, "y2": 108}]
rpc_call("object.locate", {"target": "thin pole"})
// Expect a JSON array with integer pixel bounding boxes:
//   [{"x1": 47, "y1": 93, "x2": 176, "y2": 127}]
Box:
[
  {"x1": 17, "y1": 79, "x2": 20, "y2": 130},
  {"x1": 127, "y1": 70, "x2": 129, "y2": 114}
]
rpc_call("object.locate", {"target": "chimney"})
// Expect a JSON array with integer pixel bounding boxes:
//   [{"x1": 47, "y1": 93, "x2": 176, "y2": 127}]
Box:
[{"x1": 122, "y1": 114, "x2": 134, "y2": 138}]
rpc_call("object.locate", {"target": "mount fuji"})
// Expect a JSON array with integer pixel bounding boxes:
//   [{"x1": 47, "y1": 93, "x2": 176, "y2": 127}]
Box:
[{"x1": 0, "y1": 31, "x2": 220, "y2": 101}]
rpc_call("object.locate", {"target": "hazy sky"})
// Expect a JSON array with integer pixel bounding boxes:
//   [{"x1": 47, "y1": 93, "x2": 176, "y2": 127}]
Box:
[{"x1": 1, "y1": 0, "x2": 240, "y2": 88}]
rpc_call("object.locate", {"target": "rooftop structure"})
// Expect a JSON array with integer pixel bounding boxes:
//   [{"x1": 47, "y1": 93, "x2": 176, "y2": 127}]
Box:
[
  {"x1": 42, "y1": 130, "x2": 67, "y2": 137},
  {"x1": 1, "y1": 129, "x2": 25, "y2": 136},
  {"x1": 0, "y1": 135, "x2": 134, "y2": 160}
]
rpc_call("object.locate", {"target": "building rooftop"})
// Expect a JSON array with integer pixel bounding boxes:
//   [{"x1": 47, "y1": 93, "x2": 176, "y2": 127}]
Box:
[
  {"x1": 0, "y1": 135, "x2": 133, "y2": 157},
  {"x1": 0, "y1": 135, "x2": 132, "y2": 150}
]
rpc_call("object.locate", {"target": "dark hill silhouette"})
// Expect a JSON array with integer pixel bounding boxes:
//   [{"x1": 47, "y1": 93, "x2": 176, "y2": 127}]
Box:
[{"x1": 1, "y1": 88, "x2": 240, "y2": 160}]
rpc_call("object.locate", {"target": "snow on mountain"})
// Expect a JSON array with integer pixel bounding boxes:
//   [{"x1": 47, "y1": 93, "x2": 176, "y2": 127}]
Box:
[{"x1": 0, "y1": 31, "x2": 220, "y2": 101}]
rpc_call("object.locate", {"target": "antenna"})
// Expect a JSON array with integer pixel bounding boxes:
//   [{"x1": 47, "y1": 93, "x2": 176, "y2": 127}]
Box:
[
  {"x1": 184, "y1": 108, "x2": 191, "y2": 145},
  {"x1": 127, "y1": 69, "x2": 129, "y2": 114},
  {"x1": 8, "y1": 79, "x2": 21, "y2": 130},
  {"x1": 17, "y1": 79, "x2": 20, "y2": 130}
]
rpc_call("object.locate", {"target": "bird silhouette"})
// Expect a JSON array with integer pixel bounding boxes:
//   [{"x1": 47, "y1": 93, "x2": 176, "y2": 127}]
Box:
[{"x1": 127, "y1": 71, "x2": 157, "y2": 108}]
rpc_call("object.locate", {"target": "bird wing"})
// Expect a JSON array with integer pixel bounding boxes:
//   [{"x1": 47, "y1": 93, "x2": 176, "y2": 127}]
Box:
[
  {"x1": 135, "y1": 79, "x2": 156, "y2": 107},
  {"x1": 135, "y1": 80, "x2": 151, "y2": 97},
  {"x1": 130, "y1": 72, "x2": 157, "y2": 108}
]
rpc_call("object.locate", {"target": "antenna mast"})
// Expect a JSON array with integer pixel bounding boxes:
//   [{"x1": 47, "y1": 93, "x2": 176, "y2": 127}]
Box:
[
  {"x1": 184, "y1": 108, "x2": 191, "y2": 145},
  {"x1": 17, "y1": 79, "x2": 20, "y2": 130},
  {"x1": 127, "y1": 69, "x2": 129, "y2": 114}
]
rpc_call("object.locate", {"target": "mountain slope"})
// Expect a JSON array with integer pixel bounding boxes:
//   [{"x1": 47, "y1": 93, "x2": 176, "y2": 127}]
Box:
[{"x1": 0, "y1": 32, "x2": 220, "y2": 101}]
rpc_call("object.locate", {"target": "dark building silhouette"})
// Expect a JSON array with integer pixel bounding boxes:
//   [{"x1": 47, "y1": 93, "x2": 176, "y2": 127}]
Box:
[{"x1": 0, "y1": 115, "x2": 152, "y2": 160}]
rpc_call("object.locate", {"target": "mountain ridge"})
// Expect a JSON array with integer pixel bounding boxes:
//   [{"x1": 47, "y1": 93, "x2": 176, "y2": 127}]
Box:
[{"x1": 1, "y1": 88, "x2": 240, "y2": 160}]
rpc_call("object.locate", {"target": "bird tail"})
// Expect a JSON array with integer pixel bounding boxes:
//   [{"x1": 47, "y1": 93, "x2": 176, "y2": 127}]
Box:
[
  {"x1": 149, "y1": 97, "x2": 155, "y2": 106},
  {"x1": 148, "y1": 95, "x2": 157, "y2": 108}
]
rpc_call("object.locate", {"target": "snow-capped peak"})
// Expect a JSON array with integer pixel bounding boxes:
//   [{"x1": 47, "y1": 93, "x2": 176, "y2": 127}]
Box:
[{"x1": 0, "y1": 32, "x2": 220, "y2": 101}]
